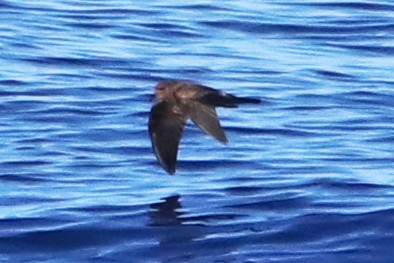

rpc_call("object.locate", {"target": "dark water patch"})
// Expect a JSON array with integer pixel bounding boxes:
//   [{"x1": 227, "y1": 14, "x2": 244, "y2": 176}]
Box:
[
  {"x1": 27, "y1": 106, "x2": 108, "y2": 117},
  {"x1": 0, "y1": 2, "x2": 160, "y2": 17},
  {"x1": 323, "y1": 18, "x2": 389, "y2": 26},
  {"x1": 0, "y1": 217, "x2": 70, "y2": 232},
  {"x1": 0, "y1": 79, "x2": 28, "y2": 86},
  {"x1": 111, "y1": 31, "x2": 163, "y2": 42},
  {"x1": 0, "y1": 196, "x2": 63, "y2": 206},
  {"x1": 17, "y1": 114, "x2": 92, "y2": 125},
  {"x1": 71, "y1": 7, "x2": 161, "y2": 16},
  {"x1": 226, "y1": 194, "x2": 310, "y2": 211},
  {"x1": 0, "y1": 90, "x2": 66, "y2": 100},
  {"x1": 0, "y1": 226, "x2": 131, "y2": 253},
  {"x1": 1, "y1": 160, "x2": 53, "y2": 167},
  {"x1": 95, "y1": 71, "x2": 154, "y2": 81},
  {"x1": 180, "y1": 159, "x2": 257, "y2": 173},
  {"x1": 159, "y1": 67, "x2": 216, "y2": 76},
  {"x1": 138, "y1": 22, "x2": 192, "y2": 31},
  {"x1": 136, "y1": 23, "x2": 204, "y2": 39},
  {"x1": 326, "y1": 43, "x2": 394, "y2": 56},
  {"x1": 73, "y1": 144, "x2": 151, "y2": 157},
  {"x1": 21, "y1": 56, "x2": 132, "y2": 69},
  {"x1": 64, "y1": 160, "x2": 121, "y2": 170},
  {"x1": 65, "y1": 22, "x2": 114, "y2": 30},
  {"x1": 226, "y1": 69, "x2": 283, "y2": 76},
  {"x1": 57, "y1": 14, "x2": 107, "y2": 21},
  {"x1": 308, "y1": 178, "x2": 392, "y2": 191},
  {"x1": 319, "y1": 156, "x2": 393, "y2": 164},
  {"x1": 0, "y1": 2, "x2": 61, "y2": 13},
  {"x1": 335, "y1": 92, "x2": 394, "y2": 111},
  {"x1": 263, "y1": 213, "x2": 366, "y2": 244},
  {"x1": 0, "y1": 2, "x2": 17, "y2": 9},
  {"x1": 347, "y1": 90, "x2": 391, "y2": 98},
  {"x1": 201, "y1": 21, "x2": 311, "y2": 35},
  {"x1": 0, "y1": 194, "x2": 64, "y2": 207},
  {"x1": 72, "y1": 145, "x2": 151, "y2": 157},
  {"x1": 224, "y1": 186, "x2": 266, "y2": 196},
  {"x1": 22, "y1": 57, "x2": 95, "y2": 67},
  {"x1": 281, "y1": 105, "x2": 330, "y2": 111},
  {"x1": 56, "y1": 8, "x2": 160, "y2": 21},
  {"x1": 337, "y1": 91, "x2": 394, "y2": 108},
  {"x1": 312, "y1": 201, "x2": 367, "y2": 211},
  {"x1": 0, "y1": 173, "x2": 49, "y2": 184},
  {"x1": 159, "y1": 3, "x2": 230, "y2": 12},
  {"x1": 71, "y1": 128, "x2": 136, "y2": 142},
  {"x1": 70, "y1": 204, "x2": 147, "y2": 216},
  {"x1": 0, "y1": 85, "x2": 125, "y2": 100},
  {"x1": 305, "y1": 2, "x2": 394, "y2": 12},
  {"x1": 2, "y1": 102, "x2": 49, "y2": 117},
  {"x1": 182, "y1": 213, "x2": 245, "y2": 226},
  {"x1": 272, "y1": 165, "x2": 344, "y2": 176},
  {"x1": 200, "y1": 20, "x2": 393, "y2": 36},
  {"x1": 154, "y1": 29, "x2": 203, "y2": 39},
  {"x1": 292, "y1": 118, "x2": 388, "y2": 132},
  {"x1": 314, "y1": 69, "x2": 354, "y2": 80},
  {"x1": 19, "y1": 56, "x2": 129, "y2": 71},
  {"x1": 228, "y1": 127, "x2": 316, "y2": 137},
  {"x1": 341, "y1": 117, "x2": 381, "y2": 125},
  {"x1": 294, "y1": 93, "x2": 337, "y2": 105},
  {"x1": 37, "y1": 150, "x2": 70, "y2": 159},
  {"x1": 366, "y1": 135, "x2": 394, "y2": 144}
]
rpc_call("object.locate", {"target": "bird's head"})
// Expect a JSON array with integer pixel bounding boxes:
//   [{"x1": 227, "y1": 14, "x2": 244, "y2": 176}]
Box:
[{"x1": 154, "y1": 80, "x2": 177, "y2": 102}]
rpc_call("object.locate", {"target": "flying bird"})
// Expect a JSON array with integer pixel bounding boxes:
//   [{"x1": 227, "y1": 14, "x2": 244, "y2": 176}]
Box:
[{"x1": 148, "y1": 80, "x2": 260, "y2": 174}]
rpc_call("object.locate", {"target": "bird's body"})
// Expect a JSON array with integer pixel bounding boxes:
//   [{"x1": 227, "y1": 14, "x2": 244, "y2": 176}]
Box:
[{"x1": 148, "y1": 80, "x2": 260, "y2": 174}]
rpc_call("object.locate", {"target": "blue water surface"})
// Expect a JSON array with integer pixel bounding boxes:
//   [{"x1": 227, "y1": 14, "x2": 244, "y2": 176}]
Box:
[{"x1": 1, "y1": 0, "x2": 394, "y2": 262}]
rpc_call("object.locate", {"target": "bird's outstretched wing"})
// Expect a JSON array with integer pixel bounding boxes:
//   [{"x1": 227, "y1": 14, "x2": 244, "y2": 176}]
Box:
[
  {"x1": 187, "y1": 101, "x2": 228, "y2": 144},
  {"x1": 148, "y1": 102, "x2": 187, "y2": 174},
  {"x1": 192, "y1": 84, "x2": 261, "y2": 108}
]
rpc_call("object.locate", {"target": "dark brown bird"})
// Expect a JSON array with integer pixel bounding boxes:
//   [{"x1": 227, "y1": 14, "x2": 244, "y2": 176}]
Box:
[{"x1": 148, "y1": 80, "x2": 260, "y2": 174}]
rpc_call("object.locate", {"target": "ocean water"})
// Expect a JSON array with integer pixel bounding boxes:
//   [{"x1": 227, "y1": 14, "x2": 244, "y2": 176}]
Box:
[{"x1": 1, "y1": 0, "x2": 394, "y2": 262}]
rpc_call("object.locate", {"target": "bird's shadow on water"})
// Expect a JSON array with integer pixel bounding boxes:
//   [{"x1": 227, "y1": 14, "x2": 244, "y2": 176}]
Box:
[
  {"x1": 148, "y1": 195, "x2": 183, "y2": 226},
  {"x1": 147, "y1": 194, "x2": 208, "y2": 254}
]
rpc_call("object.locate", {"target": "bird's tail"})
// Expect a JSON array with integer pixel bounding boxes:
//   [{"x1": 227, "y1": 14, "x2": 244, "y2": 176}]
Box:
[{"x1": 201, "y1": 93, "x2": 261, "y2": 108}]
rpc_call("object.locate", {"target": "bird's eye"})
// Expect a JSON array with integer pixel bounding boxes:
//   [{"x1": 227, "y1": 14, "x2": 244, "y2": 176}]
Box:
[{"x1": 157, "y1": 86, "x2": 164, "y2": 91}]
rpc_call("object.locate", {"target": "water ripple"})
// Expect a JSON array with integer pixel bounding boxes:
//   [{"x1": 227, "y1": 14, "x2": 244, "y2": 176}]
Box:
[{"x1": 1, "y1": 0, "x2": 393, "y2": 262}]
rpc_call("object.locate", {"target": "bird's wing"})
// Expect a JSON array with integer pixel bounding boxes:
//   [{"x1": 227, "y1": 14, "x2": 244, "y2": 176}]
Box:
[
  {"x1": 193, "y1": 84, "x2": 260, "y2": 108},
  {"x1": 148, "y1": 102, "x2": 187, "y2": 174},
  {"x1": 187, "y1": 101, "x2": 228, "y2": 144}
]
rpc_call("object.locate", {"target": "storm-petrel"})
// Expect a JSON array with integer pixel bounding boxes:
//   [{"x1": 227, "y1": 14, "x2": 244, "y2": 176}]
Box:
[{"x1": 148, "y1": 80, "x2": 260, "y2": 174}]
